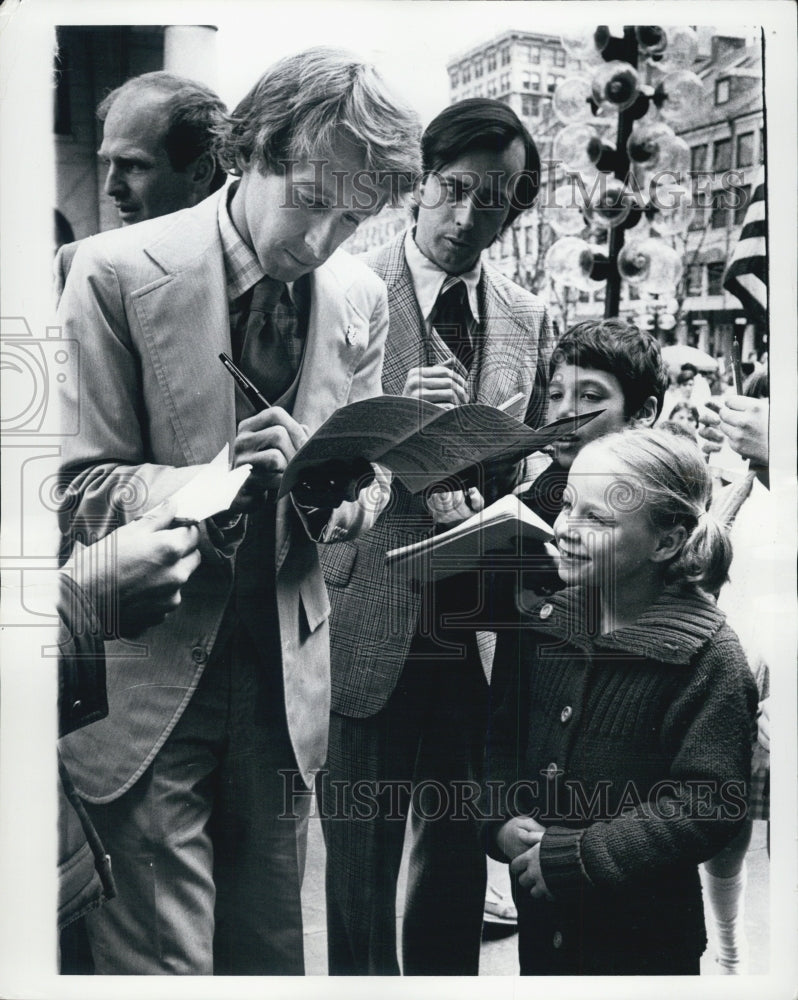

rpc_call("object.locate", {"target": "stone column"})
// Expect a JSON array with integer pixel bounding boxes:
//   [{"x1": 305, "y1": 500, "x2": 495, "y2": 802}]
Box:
[{"x1": 163, "y1": 25, "x2": 218, "y2": 89}]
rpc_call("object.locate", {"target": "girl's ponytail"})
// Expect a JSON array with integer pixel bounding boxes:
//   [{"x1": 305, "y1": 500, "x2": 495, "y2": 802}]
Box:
[
  {"x1": 597, "y1": 428, "x2": 736, "y2": 595},
  {"x1": 665, "y1": 509, "x2": 733, "y2": 595}
]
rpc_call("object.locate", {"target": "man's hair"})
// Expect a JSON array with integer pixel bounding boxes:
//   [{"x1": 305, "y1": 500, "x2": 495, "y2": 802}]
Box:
[
  {"x1": 417, "y1": 98, "x2": 541, "y2": 230},
  {"x1": 97, "y1": 71, "x2": 228, "y2": 193},
  {"x1": 552, "y1": 319, "x2": 669, "y2": 419},
  {"x1": 214, "y1": 47, "x2": 421, "y2": 203},
  {"x1": 676, "y1": 370, "x2": 695, "y2": 387}
]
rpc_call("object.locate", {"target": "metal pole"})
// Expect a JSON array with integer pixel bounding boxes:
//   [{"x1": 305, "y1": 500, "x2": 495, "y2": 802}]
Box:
[{"x1": 604, "y1": 27, "x2": 638, "y2": 319}]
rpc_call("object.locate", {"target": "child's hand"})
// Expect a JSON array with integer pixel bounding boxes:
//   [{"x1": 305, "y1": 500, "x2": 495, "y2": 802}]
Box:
[
  {"x1": 511, "y1": 841, "x2": 553, "y2": 900},
  {"x1": 426, "y1": 486, "x2": 484, "y2": 524},
  {"x1": 496, "y1": 815, "x2": 545, "y2": 860}
]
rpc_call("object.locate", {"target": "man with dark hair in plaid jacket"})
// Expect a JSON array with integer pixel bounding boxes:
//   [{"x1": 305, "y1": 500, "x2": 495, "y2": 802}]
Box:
[{"x1": 318, "y1": 99, "x2": 554, "y2": 976}]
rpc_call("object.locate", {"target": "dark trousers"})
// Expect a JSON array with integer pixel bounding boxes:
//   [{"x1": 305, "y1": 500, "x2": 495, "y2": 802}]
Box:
[
  {"x1": 82, "y1": 624, "x2": 309, "y2": 974},
  {"x1": 319, "y1": 628, "x2": 489, "y2": 975}
]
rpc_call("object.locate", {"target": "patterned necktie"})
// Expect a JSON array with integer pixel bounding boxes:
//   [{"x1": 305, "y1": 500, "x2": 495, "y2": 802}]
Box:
[
  {"x1": 231, "y1": 276, "x2": 300, "y2": 407},
  {"x1": 430, "y1": 277, "x2": 474, "y2": 371}
]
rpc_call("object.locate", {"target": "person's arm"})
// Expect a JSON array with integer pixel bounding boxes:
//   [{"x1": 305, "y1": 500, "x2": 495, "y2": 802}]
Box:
[
  {"x1": 57, "y1": 501, "x2": 201, "y2": 735},
  {"x1": 698, "y1": 396, "x2": 769, "y2": 485},
  {"x1": 534, "y1": 631, "x2": 756, "y2": 897},
  {"x1": 57, "y1": 244, "x2": 240, "y2": 566}
]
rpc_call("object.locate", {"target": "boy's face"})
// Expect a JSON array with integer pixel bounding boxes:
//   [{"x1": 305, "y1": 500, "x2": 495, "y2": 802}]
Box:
[{"x1": 547, "y1": 365, "x2": 629, "y2": 470}]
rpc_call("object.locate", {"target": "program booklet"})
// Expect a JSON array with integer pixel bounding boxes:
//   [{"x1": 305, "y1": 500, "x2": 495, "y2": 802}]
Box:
[{"x1": 277, "y1": 395, "x2": 602, "y2": 497}]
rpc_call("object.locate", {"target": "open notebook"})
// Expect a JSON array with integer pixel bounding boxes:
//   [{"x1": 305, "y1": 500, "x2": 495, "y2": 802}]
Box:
[{"x1": 385, "y1": 493, "x2": 554, "y2": 584}]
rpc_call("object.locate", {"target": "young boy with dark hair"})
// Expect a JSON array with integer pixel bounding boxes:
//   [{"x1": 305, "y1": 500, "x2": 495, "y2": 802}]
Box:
[{"x1": 519, "y1": 318, "x2": 669, "y2": 528}]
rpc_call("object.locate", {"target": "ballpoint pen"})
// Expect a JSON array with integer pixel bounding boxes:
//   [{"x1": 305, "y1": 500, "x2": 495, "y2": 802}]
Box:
[{"x1": 219, "y1": 352, "x2": 272, "y2": 413}]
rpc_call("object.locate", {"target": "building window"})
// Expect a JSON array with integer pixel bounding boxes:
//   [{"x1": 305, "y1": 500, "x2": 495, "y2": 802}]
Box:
[
  {"x1": 475, "y1": 84, "x2": 485, "y2": 97},
  {"x1": 500, "y1": 72, "x2": 511, "y2": 93},
  {"x1": 715, "y1": 79, "x2": 730, "y2": 104},
  {"x1": 546, "y1": 74, "x2": 558, "y2": 94},
  {"x1": 688, "y1": 206, "x2": 708, "y2": 231},
  {"x1": 529, "y1": 44, "x2": 540, "y2": 64},
  {"x1": 554, "y1": 48, "x2": 566, "y2": 67},
  {"x1": 487, "y1": 80, "x2": 497, "y2": 98},
  {"x1": 713, "y1": 138, "x2": 732, "y2": 172},
  {"x1": 521, "y1": 71, "x2": 531, "y2": 90},
  {"x1": 474, "y1": 60, "x2": 484, "y2": 78},
  {"x1": 711, "y1": 198, "x2": 728, "y2": 229},
  {"x1": 690, "y1": 144, "x2": 708, "y2": 172},
  {"x1": 733, "y1": 185, "x2": 751, "y2": 225},
  {"x1": 521, "y1": 94, "x2": 540, "y2": 118},
  {"x1": 449, "y1": 69, "x2": 459, "y2": 87},
  {"x1": 501, "y1": 46, "x2": 511, "y2": 65},
  {"x1": 686, "y1": 263, "x2": 703, "y2": 296},
  {"x1": 487, "y1": 51, "x2": 497, "y2": 71},
  {"x1": 462, "y1": 65, "x2": 471, "y2": 84},
  {"x1": 736, "y1": 132, "x2": 754, "y2": 168},
  {"x1": 498, "y1": 94, "x2": 512, "y2": 106},
  {"x1": 707, "y1": 261, "x2": 725, "y2": 295}
]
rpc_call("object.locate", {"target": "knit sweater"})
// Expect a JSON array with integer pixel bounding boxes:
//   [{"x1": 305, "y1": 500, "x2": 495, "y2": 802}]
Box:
[{"x1": 483, "y1": 584, "x2": 758, "y2": 975}]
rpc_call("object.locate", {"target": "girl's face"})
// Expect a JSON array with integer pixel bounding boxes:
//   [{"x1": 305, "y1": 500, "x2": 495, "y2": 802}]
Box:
[
  {"x1": 554, "y1": 445, "x2": 666, "y2": 590},
  {"x1": 671, "y1": 408, "x2": 698, "y2": 433}
]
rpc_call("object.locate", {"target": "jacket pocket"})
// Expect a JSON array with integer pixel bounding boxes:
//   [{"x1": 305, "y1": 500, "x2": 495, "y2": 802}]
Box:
[{"x1": 318, "y1": 541, "x2": 358, "y2": 589}]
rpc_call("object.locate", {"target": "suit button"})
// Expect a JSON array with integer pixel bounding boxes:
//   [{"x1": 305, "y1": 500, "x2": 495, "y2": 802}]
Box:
[
  {"x1": 546, "y1": 762, "x2": 559, "y2": 780},
  {"x1": 552, "y1": 930, "x2": 563, "y2": 949},
  {"x1": 539, "y1": 603, "x2": 553, "y2": 619},
  {"x1": 191, "y1": 647, "x2": 207, "y2": 664},
  {"x1": 560, "y1": 705, "x2": 572, "y2": 723}
]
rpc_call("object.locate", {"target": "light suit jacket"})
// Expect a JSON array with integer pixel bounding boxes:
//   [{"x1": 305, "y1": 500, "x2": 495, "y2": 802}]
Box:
[
  {"x1": 57, "y1": 190, "x2": 390, "y2": 796},
  {"x1": 319, "y1": 230, "x2": 554, "y2": 718}
]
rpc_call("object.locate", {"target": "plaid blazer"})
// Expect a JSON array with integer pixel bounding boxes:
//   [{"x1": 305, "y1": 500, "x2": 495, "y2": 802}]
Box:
[{"x1": 320, "y1": 230, "x2": 553, "y2": 718}]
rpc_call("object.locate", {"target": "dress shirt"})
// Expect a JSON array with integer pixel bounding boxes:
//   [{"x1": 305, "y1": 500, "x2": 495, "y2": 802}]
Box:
[{"x1": 403, "y1": 228, "x2": 481, "y2": 341}]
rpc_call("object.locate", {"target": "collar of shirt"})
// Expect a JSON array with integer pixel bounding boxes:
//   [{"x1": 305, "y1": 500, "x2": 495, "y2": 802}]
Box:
[
  {"x1": 218, "y1": 181, "x2": 303, "y2": 306},
  {"x1": 403, "y1": 228, "x2": 481, "y2": 327}
]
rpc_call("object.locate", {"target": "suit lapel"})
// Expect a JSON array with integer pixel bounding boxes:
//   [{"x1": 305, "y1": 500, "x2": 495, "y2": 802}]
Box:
[
  {"x1": 377, "y1": 234, "x2": 429, "y2": 395},
  {"x1": 279, "y1": 257, "x2": 370, "y2": 573},
  {"x1": 473, "y1": 271, "x2": 535, "y2": 408},
  {"x1": 130, "y1": 195, "x2": 237, "y2": 466}
]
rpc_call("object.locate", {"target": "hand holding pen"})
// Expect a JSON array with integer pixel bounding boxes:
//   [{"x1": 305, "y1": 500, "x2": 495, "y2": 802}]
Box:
[
  {"x1": 219, "y1": 353, "x2": 308, "y2": 505},
  {"x1": 219, "y1": 353, "x2": 374, "y2": 510}
]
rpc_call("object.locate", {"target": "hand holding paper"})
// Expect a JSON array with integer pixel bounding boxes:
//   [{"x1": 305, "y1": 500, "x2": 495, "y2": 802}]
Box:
[{"x1": 168, "y1": 445, "x2": 253, "y2": 522}]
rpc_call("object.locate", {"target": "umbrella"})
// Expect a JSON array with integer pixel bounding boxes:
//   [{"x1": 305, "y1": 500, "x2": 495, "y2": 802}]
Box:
[{"x1": 660, "y1": 344, "x2": 718, "y2": 376}]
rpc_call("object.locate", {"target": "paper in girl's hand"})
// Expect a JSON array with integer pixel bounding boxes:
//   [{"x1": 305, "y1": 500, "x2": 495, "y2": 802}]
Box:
[{"x1": 168, "y1": 445, "x2": 252, "y2": 522}]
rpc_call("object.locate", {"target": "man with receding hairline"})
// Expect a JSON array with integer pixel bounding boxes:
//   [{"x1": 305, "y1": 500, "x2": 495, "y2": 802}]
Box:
[{"x1": 55, "y1": 71, "x2": 227, "y2": 297}]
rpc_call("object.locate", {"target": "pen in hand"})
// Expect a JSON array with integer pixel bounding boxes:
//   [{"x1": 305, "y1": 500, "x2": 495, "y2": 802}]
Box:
[{"x1": 219, "y1": 352, "x2": 272, "y2": 413}]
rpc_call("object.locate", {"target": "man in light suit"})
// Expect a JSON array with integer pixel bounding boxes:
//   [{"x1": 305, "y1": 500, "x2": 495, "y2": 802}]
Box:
[
  {"x1": 56, "y1": 47, "x2": 421, "y2": 975},
  {"x1": 55, "y1": 71, "x2": 228, "y2": 296},
  {"x1": 319, "y1": 99, "x2": 553, "y2": 975}
]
